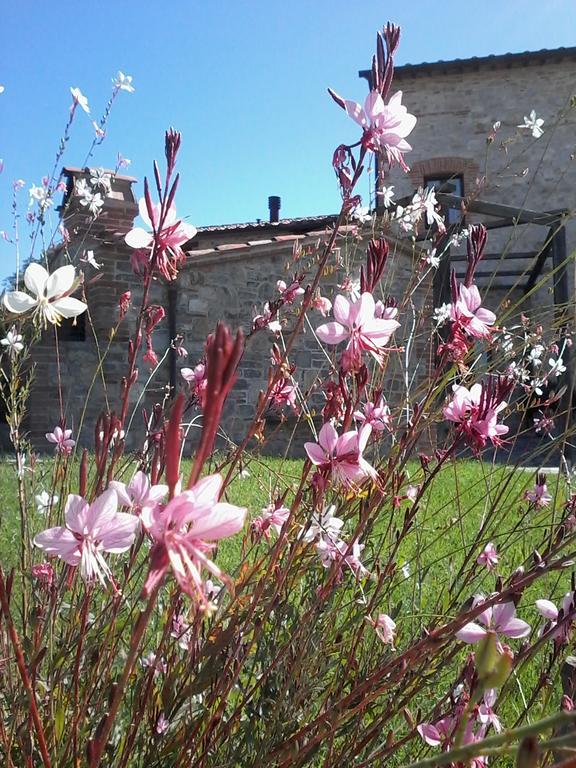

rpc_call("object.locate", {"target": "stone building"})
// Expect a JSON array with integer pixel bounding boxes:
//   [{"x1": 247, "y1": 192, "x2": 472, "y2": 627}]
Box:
[
  {"x1": 20, "y1": 172, "x2": 426, "y2": 454},
  {"x1": 11, "y1": 46, "x2": 576, "y2": 456},
  {"x1": 365, "y1": 46, "x2": 576, "y2": 315}
]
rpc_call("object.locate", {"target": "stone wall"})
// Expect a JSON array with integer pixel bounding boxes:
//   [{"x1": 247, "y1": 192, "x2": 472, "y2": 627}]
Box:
[{"x1": 383, "y1": 52, "x2": 576, "y2": 327}]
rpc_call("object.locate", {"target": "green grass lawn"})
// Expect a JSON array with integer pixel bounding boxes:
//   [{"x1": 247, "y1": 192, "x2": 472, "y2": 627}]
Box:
[{"x1": 0, "y1": 452, "x2": 569, "y2": 764}]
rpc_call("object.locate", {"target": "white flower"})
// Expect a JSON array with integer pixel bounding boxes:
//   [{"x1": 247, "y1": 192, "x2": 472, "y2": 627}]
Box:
[
  {"x1": 29, "y1": 184, "x2": 52, "y2": 210},
  {"x1": 498, "y1": 332, "x2": 514, "y2": 357},
  {"x1": 35, "y1": 490, "x2": 59, "y2": 514},
  {"x1": 549, "y1": 357, "x2": 567, "y2": 377},
  {"x1": 432, "y1": 302, "x2": 452, "y2": 327},
  {"x1": 1, "y1": 326, "x2": 24, "y2": 355},
  {"x1": 75, "y1": 179, "x2": 91, "y2": 198},
  {"x1": 113, "y1": 71, "x2": 135, "y2": 93},
  {"x1": 3, "y1": 263, "x2": 87, "y2": 327},
  {"x1": 394, "y1": 205, "x2": 416, "y2": 232},
  {"x1": 518, "y1": 110, "x2": 544, "y2": 138},
  {"x1": 89, "y1": 168, "x2": 112, "y2": 193},
  {"x1": 377, "y1": 185, "x2": 395, "y2": 208},
  {"x1": 449, "y1": 227, "x2": 470, "y2": 247},
  {"x1": 70, "y1": 87, "x2": 90, "y2": 114},
  {"x1": 418, "y1": 187, "x2": 445, "y2": 230},
  {"x1": 301, "y1": 505, "x2": 344, "y2": 544},
  {"x1": 529, "y1": 345, "x2": 545, "y2": 365},
  {"x1": 352, "y1": 206, "x2": 372, "y2": 224},
  {"x1": 80, "y1": 250, "x2": 101, "y2": 270},
  {"x1": 425, "y1": 248, "x2": 440, "y2": 269},
  {"x1": 506, "y1": 361, "x2": 529, "y2": 383},
  {"x1": 401, "y1": 562, "x2": 410, "y2": 579},
  {"x1": 77, "y1": 187, "x2": 104, "y2": 217},
  {"x1": 0, "y1": 86, "x2": 4, "y2": 94}
]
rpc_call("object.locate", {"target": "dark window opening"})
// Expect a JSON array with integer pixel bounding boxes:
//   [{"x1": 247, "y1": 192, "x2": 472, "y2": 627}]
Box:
[{"x1": 57, "y1": 312, "x2": 86, "y2": 342}]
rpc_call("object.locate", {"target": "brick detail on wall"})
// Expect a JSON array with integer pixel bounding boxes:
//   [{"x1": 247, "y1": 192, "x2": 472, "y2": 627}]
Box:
[{"x1": 407, "y1": 157, "x2": 480, "y2": 194}]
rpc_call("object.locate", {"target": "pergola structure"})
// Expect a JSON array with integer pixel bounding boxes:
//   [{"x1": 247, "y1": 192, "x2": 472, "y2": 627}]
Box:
[{"x1": 415, "y1": 191, "x2": 573, "y2": 464}]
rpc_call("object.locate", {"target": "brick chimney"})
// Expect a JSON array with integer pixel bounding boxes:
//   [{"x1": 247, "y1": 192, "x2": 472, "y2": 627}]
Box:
[
  {"x1": 58, "y1": 168, "x2": 139, "y2": 334},
  {"x1": 59, "y1": 167, "x2": 139, "y2": 240}
]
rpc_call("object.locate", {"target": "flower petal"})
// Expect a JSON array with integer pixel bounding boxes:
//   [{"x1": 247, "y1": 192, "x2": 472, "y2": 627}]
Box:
[
  {"x1": 318, "y1": 422, "x2": 338, "y2": 454},
  {"x1": 333, "y1": 294, "x2": 352, "y2": 326},
  {"x1": 34, "y1": 526, "x2": 81, "y2": 564},
  {"x1": 125, "y1": 227, "x2": 153, "y2": 249},
  {"x1": 24, "y1": 263, "x2": 49, "y2": 298},
  {"x1": 64, "y1": 494, "x2": 91, "y2": 534},
  {"x1": 99, "y1": 512, "x2": 139, "y2": 553},
  {"x1": 188, "y1": 502, "x2": 246, "y2": 541},
  {"x1": 535, "y1": 599, "x2": 558, "y2": 621},
  {"x1": 316, "y1": 321, "x2": 349, "y2": 345},
  {"x1": 501, "y1": 617, "x2": 531, "y2": 639},
  {"x1": 455, "y1": 622, "x2": 487, "y2": 643},
  {"x1": 3, "y1": 291, "x2": 37, "y2": 314},
  {"x1": 305, "y1": 442, "x2": 328, "y2": 465},
  {"x1": 45, "y1": 265, "x2": 75, "y2": 299},
  {"x1": 417, "y1": 723, "x2": 442, "y2": 747},
  {"x1": 51, "y1": 297, "x2": 87, "y2": 318},
  {"x1": 344, "y1": 100, "x2": 367, "y2": 128}
]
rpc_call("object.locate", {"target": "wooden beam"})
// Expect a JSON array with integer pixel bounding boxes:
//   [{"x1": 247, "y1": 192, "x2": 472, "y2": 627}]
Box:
[
  {"x1": 451, "y1": 251, "x2": 540, "y2": 262},
  {"x1": 524, "y1": 230, "x2": 554, "y2": 295},
  {"x1": 550, "y1": 223, "x2": 575, "y2": 466},
  {"x1": 436, "y1": 193, "x2": 567, "y2": 225}
]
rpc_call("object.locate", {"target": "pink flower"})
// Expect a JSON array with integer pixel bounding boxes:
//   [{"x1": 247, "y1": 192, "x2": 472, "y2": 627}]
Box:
[
  {"x1": 443, "y1": 381, "x2": 510, "y2": 453},
  {"x1": 125, "y1": 198, "x2": 197, "y2": 281},
  {"x1": 269, "y1": 377, "x2": 299, "y2": 413},
  {"x1": 118, "y1": 290, "x2": 131, "y2": 320},
  {"x1": 181, "y1": 363, "x2": 207, "y2": 407},
  {"x1": 31, "y1": 562, "x2": 55, "y2": 588},
  {"x1": 46, "y1": 426, "x2": 76, "y2": 455},
  {"x1": 343, "y1": 90, "x2": 416, "y2": 171},
  {"x1": 477, "y1": 689, "x2": 502, "y2": 733},
  {"x1": 405, "y1": 484, "x2": 419, "y2": 502},
  {"x1": 477, "y1": 542, "x2": 499, "y2": 572},
  {"x1": 316, "y1": 293, "x2": 400, "y2": 370},
  {"x1": 155, "y1": 713, "x2": 169, "y2": 736},
  {"x1": 304, "y1": 422, "x2": 377, "y2": 489},
  {"x1": 252, "y1": 302, "x2": 282, "y2": 334},
  {"x1": 535, "y1": 593, "x2": 573, "y2": 643},
  {"x1": 109, "y1": 471, "x2": 168, "y2": 531},
  {"x1": 451, "y1": 285, "x2": 496, "y2": 339},
  {"x1": 417, "y1": 717, "x2": 455, "y2": 747},
  {"x1": 371, "y1": 613, "x2": 396, "y2": 645},
  {"x1": 311, "y1": 294, "x2": 332, "y2": 316},
  {"x1": 251, "y1": 502, "x2": 290, "y2": 541},
  {"x1": 316, "y1": 537, "x2": 368, "y2": 579},
  {"x1": 353, "y1": 397, "x2": 391, "y2": 432},
  {"x1": 525, "y1": 475, "x2": 552, "y2": 507},
  {"x1": 33, "y1": 489, "x2": 139, "y2": 585},
  {"x1": 277, "y1": 279, "x2": 304, "y2": 304},
  {"x1": 140, "y1": 651, "x2": 167, "y2": 678},
  {"x1": 143, "y1": 474, "x2": 246, "y2": 611},
  {"x1": 456, "y1": 599, "x2": 530, "y2": 645}
]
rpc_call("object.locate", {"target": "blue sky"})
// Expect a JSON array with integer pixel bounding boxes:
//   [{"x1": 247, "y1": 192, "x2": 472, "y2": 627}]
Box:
[{"x1": 1, "y1": 0, "x2": 575, "y2": 277}]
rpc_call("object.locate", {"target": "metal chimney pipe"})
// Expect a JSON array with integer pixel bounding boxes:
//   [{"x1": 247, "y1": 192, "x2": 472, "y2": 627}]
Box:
[{"x1": 268, "y1": 196, "x2": 281, "y2": 223}]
